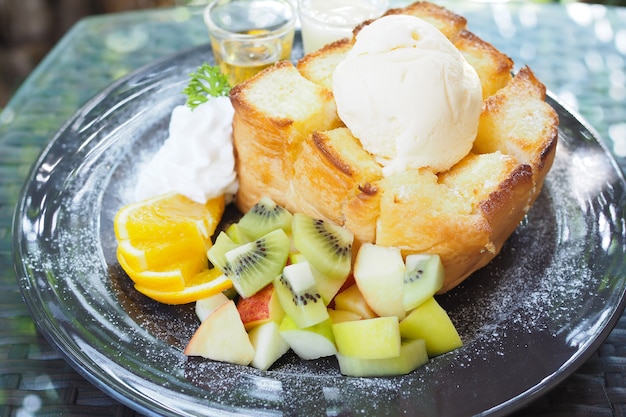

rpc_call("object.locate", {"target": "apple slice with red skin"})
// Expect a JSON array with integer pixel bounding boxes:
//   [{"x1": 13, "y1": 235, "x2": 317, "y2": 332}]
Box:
[{"x1": 236, "y1": 283, "x2": 285, "y2": 331}]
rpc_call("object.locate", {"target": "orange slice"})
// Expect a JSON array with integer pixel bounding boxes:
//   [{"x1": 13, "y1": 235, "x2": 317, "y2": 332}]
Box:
[
  {"x1": 113, "y1": 192, "x2": 227, "y2": 303},
  {"x1": 117, "y1": 236, "x2": 208, "y2": 272},
  {"x1": 114, "y1": 193, "x2": 225, "y2": 242},
  {"x1": 134, "y1": 268, "x2": 232, "y2": 305},
  {"x1": 117, "y1": 249, "x2": 208, "y2": 292}
]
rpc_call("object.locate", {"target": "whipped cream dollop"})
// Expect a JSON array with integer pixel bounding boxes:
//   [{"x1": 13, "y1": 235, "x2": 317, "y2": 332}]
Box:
[
  {"x1": 332, "y1": 15, "x2": 483, "y2": 175},
  {"x1": 134, "y1": 96, "x2": 238, "y2": 203}
]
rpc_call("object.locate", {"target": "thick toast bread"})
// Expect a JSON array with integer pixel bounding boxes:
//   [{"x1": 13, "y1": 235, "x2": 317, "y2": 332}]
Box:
[{"x1": 230, "y1": 1, "x2": 559, "y2": 292}]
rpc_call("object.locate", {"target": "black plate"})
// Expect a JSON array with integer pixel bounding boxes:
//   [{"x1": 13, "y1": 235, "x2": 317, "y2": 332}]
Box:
[{"x1": 13, "y1": 43, "x2": 626, "y2": 416}]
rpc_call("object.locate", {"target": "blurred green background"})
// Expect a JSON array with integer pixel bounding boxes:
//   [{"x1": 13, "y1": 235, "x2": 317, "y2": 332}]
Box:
[{"x1": 0, "y1": 0, "x2": 624, "y2": 109}]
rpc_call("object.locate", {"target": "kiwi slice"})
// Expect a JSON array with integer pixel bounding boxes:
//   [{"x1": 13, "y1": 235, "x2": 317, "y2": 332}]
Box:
[
  {"x1": 291, "y1": 213, "x2": 353, "y2": 281},
  {"x1": 223, "y1": 229, "x2": 290, "y2": 298},
  {"x1": 402, "y1": 254, "x2": 445, "y2": 312},
  {"x1": 273, "y1": 261, "x2": 329, "y2": 329},
  {"x1": 225, "y1": 222, "x2": 251, "y2": 244},
  {"x1": 237, "y1": 196, "x2": 293, "y2": 241},
  {"x1": 207, "y1": 231, "x2": 240, "y2": 272}
]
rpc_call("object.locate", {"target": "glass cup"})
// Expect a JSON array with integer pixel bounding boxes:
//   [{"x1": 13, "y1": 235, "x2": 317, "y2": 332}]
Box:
[
  {"x1": 297, "y1": 0, "x2": 388, "y2": 55},
  {"x1": 204, "y1": 0, "x2": 296, "y2": 86}
]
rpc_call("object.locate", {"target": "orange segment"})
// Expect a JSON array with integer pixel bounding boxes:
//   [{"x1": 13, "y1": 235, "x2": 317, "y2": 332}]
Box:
[
  {"x1": 113, "y1": 192, "x2": 228, "y2": 304},
  {"x1": 117, "y1": 248, "x2": 208, "y2": 292},
  {"x1": 117, "y1": 236, "x2": 209, "y2": 272},
  {"x1": 114, "y1": 193, "x2": 225, "y2": 242},
  {"x1": 134, "y1": 268, "x2": 232, "y2": 305}
]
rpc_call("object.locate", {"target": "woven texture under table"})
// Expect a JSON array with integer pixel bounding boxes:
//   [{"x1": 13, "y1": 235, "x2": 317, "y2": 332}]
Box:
[{"x1": 2, "y1": 2, "x2": 626, "y2": 416}]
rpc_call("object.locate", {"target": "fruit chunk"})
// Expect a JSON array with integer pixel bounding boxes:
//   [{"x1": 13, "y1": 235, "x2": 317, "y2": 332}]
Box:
[
  {"x1": 402, "y1": 253, "x2": 445, "y2": 311},
  {"x1": 237, "y1": 196, "x2": 293, "y2": 240},
  {"x1": 399, "y1": 297, "x2": 463, "y2": 357},
  {"x1": 223, "y1": 229, "x2": 290, "y2": 298},
  {"x1": 134, "y1": 268, "x2": 231, "y2": 305},
  {"x1": 114, "y1": 193, "x2": 226, "y2": 303},
  {"x1": 225, "y1": 223, "x2": 251, "y2": 244},
  {"x1": 290, "y1": 252, "x2": 348, "y2": 305},
  {"x1": 196, "y1": 292, "x2": 230, "y2": 322},
  {"x1": 273, "y1": 261, "x2": 329, "y2": 328},
  {"x1": 208, "y1": 231, "x2": 240, "y2": 272},
  {"x1": 353, "y1": 243, "x2": 406, "y2": 319},
  {"x1": 291, "y1": 212, "x2": 354, "y2": 281},
  {"x1": 327, "y1": 308, "x2": 361, "y2": 323},
  {"x1": 336, "y1": 339, "x2": 429, "y2": 377},
  {"x1": 236, "y1": 283, "x2": 285, "y2": 331},
  {"x1": 117, "y1": 248, "x2": 207, "y2": 292},
  {"x1": 248, "y1": 321, "x2": 290, "y2": 370},
  {"x1": 279, "y1": 316, "x2": 337, "y2": 360},
  {"x1": 117, "y1": 236, "x2": 206, "y2": 272},
  {"x1": 184, "y1": 300, "x2": 255, "y2": 365},
  {"x1": 332, "y1": 316, "x2": 401, "y2": 359},
  {"x1": 114, "y1": 192, "x2": 224, "y2": 242},
  {"x1": 333, "y1": 285, "x2": 377, "y2": 319}
]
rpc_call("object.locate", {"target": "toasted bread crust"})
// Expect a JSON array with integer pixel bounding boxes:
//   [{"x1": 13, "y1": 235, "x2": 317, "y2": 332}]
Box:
[
  {"x1": 455, "y1": 29, "x2": 514, "y2": 99},
  {"x1": 361, "y1": 1, "x2": 467, "y2": 40},
  {"x1": 231, "y1": 61, "x2": 343, "y2": 211},
  {"x1": 297, "y1": 38, "x2": 354, "y2": 92},
  {"x1": 230, "y1": 1, "x2": 559, "y2": 292}
]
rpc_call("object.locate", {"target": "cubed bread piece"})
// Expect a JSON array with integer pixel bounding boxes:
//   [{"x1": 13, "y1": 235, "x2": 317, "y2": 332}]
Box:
[
  {"x1": 455, "y1": 29, "x2": 514, "y2": 100},
  {"x1": 230, "y1": 61, "x2": 343, "y2": 211},
  {"x1": 376, "y1": 151, "x2": 535, "y2": 292},
  {"x1": 440, "y1": 152, "x2": 534, "y2": 289},
  {"x1": 288, "y1": 127, "x2": 382, "y2": 225},
  {"x1": 373, "y1": 1, "x2": 467, "y2": 40},
  {"x1": 375, "y1": 169, "x2": 494, "y2": 291},
  {"x1": 474, "y1": 66, "x2": 559, "y2": 193},
  {"x1": 344, "y1": 183, "x2": 381, "y2": 245},
  {"x1": 297, "y1": 38, "x2": 354, "y2": 92}
]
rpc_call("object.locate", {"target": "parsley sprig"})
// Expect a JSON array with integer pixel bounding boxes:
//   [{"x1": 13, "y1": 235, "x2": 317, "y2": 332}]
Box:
[{"x1": 183, "y1": 63, "x2": 231, "y2": 110}]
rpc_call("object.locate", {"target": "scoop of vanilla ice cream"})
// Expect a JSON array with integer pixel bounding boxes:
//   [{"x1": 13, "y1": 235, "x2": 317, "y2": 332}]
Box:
[
  {"x1": 134, "y1": 96, "x2": 238, "y2": 204},
  {"x1": 332, "y1": 15, "x2": 482, "y2": 175}
]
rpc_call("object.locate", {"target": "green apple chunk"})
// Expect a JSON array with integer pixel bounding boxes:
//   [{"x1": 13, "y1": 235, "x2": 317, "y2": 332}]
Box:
[
  {"x1": 248, "y1": 321, "x2": 290, "y2": 371},
  {"x1": 273, "y1": 261, "x2": 329, "y2": 328},
  {"x1": 333, "y1": 285, "x2": 377, "y2": 319},
  {"x1": 399, "y1": 297, "x2": 463, "y2": 357},
  {"x1": 184, "y1": 300, "x2": 255, "y2": 366},
  {"x1": 353, "y1": 243, "x2": 406, "y2": 319},
  {"x1": 336, "y1": 338, "x2": 429, "y2": 377},
  {"x1": 402, "y1": 253, "x2": 444, "y2": 311},
  {"x1": 332, "y1": 316, "x2": 401, "y2": 359},
  {"x1": 279, "y1": 315, "x2": 337, "y2": 360}
]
